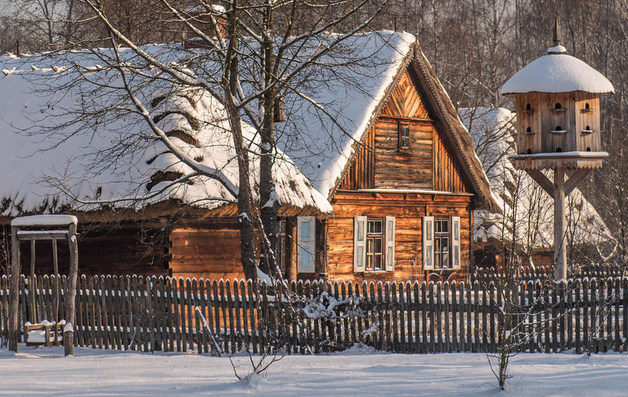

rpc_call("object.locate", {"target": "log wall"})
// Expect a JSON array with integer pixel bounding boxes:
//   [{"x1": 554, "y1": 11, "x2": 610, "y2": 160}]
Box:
[
  {"x1": 325, "y1": 191, "x2": 472, "y2": 283},
  {"x1": 169, "y1": 225, "x2": 246, "y2": 281}
]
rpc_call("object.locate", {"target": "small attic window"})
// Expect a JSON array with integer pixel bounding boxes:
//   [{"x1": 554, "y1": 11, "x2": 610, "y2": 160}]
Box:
[{"x1": 398, "y1": 123, "x2": 410, "y2": 150}]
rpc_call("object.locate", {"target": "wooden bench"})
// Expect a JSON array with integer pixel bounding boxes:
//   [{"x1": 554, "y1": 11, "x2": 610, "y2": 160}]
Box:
[{"x1": 25, "y1": 321, "x2": 66, "y2": 346}]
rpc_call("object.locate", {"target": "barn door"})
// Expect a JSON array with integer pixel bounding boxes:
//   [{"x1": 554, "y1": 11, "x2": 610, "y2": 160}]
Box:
[
  {"x1": 422, "y1": 216, "x2": 434, "y2": 270},
  {"x1": 353, "y1": 216, "x2": 367, "y2": 272},
  {"x1": 297, "y1": 216, "x2": 316, "y2": 273}
]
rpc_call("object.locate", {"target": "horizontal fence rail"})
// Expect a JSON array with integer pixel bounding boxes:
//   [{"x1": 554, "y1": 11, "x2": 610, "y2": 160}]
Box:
[
  {"x1": 1, "y1": 274, "x2": 626, "y2": 355},
  {"x1": 471, "y1": 264, "x2": 626, "y2": 285}
]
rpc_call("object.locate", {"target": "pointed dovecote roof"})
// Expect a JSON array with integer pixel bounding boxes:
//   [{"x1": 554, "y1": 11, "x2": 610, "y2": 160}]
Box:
[{"x1": 501, "y1": 19, "x2": 614, "y2": 95}]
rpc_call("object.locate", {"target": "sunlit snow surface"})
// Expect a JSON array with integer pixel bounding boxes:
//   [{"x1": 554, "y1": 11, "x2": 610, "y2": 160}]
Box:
[{"x1": 0, "y1": 345, "x2": 626, "y2": 396}]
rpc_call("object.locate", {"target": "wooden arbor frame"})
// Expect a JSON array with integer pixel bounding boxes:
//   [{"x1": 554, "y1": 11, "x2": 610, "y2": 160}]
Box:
[{"x1": 8, "y1": 215, "x2": 79, "y2": 356}]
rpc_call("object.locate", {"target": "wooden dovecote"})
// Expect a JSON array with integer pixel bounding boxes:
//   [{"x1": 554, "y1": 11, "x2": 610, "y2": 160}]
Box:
[
  {"x1": 500, "y1": 18, "x2": 614, "y2": 280},
  {"x1": 502, "y1": 19, "x2": 614, "y2": 171}
]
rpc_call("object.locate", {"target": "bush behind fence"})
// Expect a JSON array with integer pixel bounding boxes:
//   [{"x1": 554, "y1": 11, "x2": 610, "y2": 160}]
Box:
[{"x1": 0, "y1": 274, "x2": 626, "y2": 354}]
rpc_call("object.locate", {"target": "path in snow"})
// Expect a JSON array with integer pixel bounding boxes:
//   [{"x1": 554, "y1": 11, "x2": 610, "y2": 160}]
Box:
[{"x1": 0, "y1": 345, "x2": 626, "y2": 396}]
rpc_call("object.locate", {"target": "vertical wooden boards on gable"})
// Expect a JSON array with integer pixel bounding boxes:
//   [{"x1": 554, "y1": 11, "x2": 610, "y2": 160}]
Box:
[
  {"x1": 432, "y1": 128, "x2": 468, "y2": 193},
  {"x1": 373, "y1": 118, "x2": 433, "y2": 189},
  {"x1": 340, "y1": 126, "x2": 376, "y2": 190},
  {"x1": 339, "y1": 67, "x2": 470, "y2": 194}
]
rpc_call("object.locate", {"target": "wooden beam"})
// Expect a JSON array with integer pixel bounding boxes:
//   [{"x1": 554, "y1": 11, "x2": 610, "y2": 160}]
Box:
[
  {"x1": 17, "y1": 230, "x2": 69, "y2": 240},
  {"x1": 565, "y1": 169, "x2": 592, "y2": 195},
  {"x1": 30, "y1": 240, "x2": 35, "y2": 276},
  {"x1": 65, "y1": 223, "x2": 79, "y2": 356},
  {"x1": 8, "y1": 226, "x2": 20, "y2": 352},
  {"x1": 525, "y1": 170, "x2": 555, "y2": 196},
  {"x1": 554, "y1": 167, "x2": 567, "y2": 280},
  {"x1": 52, "y1": 239, "x2": 59, "y2": 322},
  {"x1": 29, "y1": 239, "x2": 36, "y2": 324}
]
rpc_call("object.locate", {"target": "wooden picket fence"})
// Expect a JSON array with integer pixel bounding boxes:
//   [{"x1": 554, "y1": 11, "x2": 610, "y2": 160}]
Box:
[{"x1": 0, "y1": 274, "x2": 626, "y2": 354}]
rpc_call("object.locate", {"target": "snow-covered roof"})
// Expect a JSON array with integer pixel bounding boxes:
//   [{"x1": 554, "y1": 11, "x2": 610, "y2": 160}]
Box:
[
  {"x1": 461, "y1": 107, "x2": 614, "y2": 250},
  {"x1": 0, "y1": 46, "x2": 331, "y2": 217},
  {"x1": 501, "y1": 46, "x2": 614, "y2": 95}
]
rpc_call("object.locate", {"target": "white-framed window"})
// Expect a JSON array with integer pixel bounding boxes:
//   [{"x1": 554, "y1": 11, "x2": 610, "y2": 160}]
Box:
[
  {"x1": 297, "y1": 216, "x2": 316, "y2": 273},
  {"x1": 434, "y1": 218, "x2": 450, "y2": 269},
  {"x1": 423, "y1": 216, "x2": 460, "y2": 270},
  {"x1": 354, "y1": 216, "x2": 395, "y2": 272},
  {"x1": 366, "y1": 218, "x2": 384, "y2": 271}
]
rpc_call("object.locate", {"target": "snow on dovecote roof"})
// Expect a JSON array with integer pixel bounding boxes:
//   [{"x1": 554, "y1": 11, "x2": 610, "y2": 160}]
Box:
[
  {"x1": 0, "y1": 46, "x2": 331, "y2": 217},
  {"x1": 501, "y1": 45, "x2": 614, "y2": 95},
  {"x1": 461, "y1": 107, "x2": 614, "y2": 250}
]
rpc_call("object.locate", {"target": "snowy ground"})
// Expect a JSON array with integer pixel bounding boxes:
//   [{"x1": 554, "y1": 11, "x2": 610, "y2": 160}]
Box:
[{"x1": 0, "y1": 345, "x2": 626, "y2": 396}]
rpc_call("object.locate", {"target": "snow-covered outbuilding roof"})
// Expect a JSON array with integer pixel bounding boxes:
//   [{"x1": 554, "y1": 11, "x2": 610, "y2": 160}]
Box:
[
  {"x1": 462, "y1": 107, "x2": 614, "y2": 250},
  {"x1": 501, "y1": 45, "x2": 614, "y2": 95},
  {"x1": 0, "y1": 46, "x2": 331, "y2": 217}
]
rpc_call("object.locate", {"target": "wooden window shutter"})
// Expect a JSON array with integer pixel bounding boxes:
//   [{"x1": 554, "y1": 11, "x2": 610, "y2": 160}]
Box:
[
  {"x1": 385, "y1": 216, "x2": 395, "y2": 271},
  {"x1": 422, "y1": 216, "x2": 434, "y2": 270},
  {"x1": 451, "y1": 216, "x2": 461, "y2": 269},
  {"x1": 353, "y1": 216, "x2": 367, "y2": 272},
  {"x1": 297, "y1": 216, "x2": 316, "y2": 273}
]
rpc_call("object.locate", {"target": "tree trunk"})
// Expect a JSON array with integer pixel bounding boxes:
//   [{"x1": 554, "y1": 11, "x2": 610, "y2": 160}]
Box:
[
  {"x1": 223, "y1": 2, "x2": 257, "y2": 281},
  {"x1": 258, "y1": 4, "x2": 279, "y2": 278}
]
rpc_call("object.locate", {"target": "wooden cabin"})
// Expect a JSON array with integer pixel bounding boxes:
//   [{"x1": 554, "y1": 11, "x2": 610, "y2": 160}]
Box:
[{"x1": 0, "y1": 32, "x2": 495, "y2": 283}]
